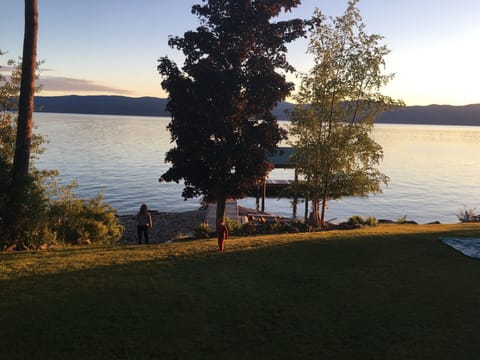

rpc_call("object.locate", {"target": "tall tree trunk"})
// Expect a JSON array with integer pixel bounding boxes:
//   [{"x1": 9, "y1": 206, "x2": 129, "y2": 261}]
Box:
[
  {"x1": 319, "y1": 178, "x2": 330, "y2": 229},
  {"x1": 12, "y1": 0, "x2": 38, "y2": 178},
  {"x1": 319, "y1": 193, "x2": 327, "y2": 228},
  {"x1": 309, "y1": 193, "x2": 321, "y2": 228},
  {"x1": 309, "y1": 174, "x2": 322, "y2": 228}
]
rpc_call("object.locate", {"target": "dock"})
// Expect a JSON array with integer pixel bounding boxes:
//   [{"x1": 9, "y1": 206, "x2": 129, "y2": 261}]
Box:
[{"x1": 205, "y1": 199, "x2": 239, "y2": 226}]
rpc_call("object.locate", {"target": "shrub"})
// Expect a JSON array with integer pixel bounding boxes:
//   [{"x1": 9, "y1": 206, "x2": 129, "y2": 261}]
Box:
[
  {"x1": 240, "y1": 222, "x2": 257, "y2": 235},
  {"x1": 346, "y1": 215, "x2": 377, "y2": 228},
  {"x1": 0, "y1": 170, "x2": 124, "y2": 250},
  {"x1": 50, "y1": 194, "x2": 123, "y2": 245},
  {"x1": 0, "y1": 172, "x2": 55, "y2": 250},
  {"x1": 193, "y1": 223, "x2": 210, "y2": 239},
  {"x1": 348, "y1": 215, "x2": 365, "y2": 225},
  {"x1": 225, "y1": 218, "x2": 242, "y2": 235},
  {"x1": 290, "y1": 220, "x2": 310, "y2": 232},
  {"x1": 0, "y1": 58, "x2": 123, "y2": 250},
  {"x1": 266, "y1": 222, "x2": 285, "y2": 234}
]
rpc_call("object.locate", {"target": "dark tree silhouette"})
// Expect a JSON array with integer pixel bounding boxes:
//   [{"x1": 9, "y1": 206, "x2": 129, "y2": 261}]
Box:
[
  {"x1": 158, "y1": 0, "x2": 305, "y2": 224},
  {"x1": 12, "y1": 0, "x2": 38, "y2": 178}
]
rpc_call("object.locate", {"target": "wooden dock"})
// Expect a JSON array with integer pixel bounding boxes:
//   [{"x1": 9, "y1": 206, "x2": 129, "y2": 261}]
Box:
[{"x1": 205, "y1": 199, "x2": 239, "y2": 226}]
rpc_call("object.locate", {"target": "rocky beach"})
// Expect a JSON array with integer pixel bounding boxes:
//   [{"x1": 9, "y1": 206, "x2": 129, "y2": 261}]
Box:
[
  {"x1": 117, "y1": 205, "x2": 287, "y2": 244},
  {"x1": 118, "y1": 209, "x2": 207, "y2": 244}
]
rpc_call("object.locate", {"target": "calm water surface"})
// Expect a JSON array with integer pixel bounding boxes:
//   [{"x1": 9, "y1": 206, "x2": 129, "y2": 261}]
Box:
[{"x1": 34, "y1": 113, "x2": 480, "y2": 224}]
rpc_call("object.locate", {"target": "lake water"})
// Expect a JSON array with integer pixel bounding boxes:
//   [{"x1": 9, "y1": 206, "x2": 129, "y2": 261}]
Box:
[{"x1": 34, "y1": 113, "x2": 480, "y2": 224}]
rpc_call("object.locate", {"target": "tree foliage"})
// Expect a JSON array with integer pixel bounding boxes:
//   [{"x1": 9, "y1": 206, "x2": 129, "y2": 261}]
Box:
[
  {"x1": 1, "y1": 57, "x2": 45, "y2": 165},
  {"x1": 0, "y1": 54, "x2": 123, "y2": 250},
  {"x1": 1, "y1": 55, "x2": 51, "y2": 248},
  {"x1": 2, "y1": 2, "x2": 122, "y2": 250},
  {"x1": 158, "y1": 0, "x2": 305, "y2": 223},
  {"x1": 288, "y1": 0, "x2": 404, "y2": 228}
]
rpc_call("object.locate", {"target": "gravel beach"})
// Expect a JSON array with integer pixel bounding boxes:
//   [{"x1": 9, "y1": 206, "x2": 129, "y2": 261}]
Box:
[{"x1": 118, "y1": 209, "x2": 207, "y2": 244}]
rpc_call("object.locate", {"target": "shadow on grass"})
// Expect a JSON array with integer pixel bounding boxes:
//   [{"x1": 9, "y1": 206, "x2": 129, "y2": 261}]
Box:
[{"x1": 2, "y1": 225, "x2": 480, "y2": 359}]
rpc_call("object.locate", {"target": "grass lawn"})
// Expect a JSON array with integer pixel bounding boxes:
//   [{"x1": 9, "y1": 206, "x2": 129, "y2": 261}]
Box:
[{"x1": 1, "y1": 223, "x2": 480, "y2": 359}]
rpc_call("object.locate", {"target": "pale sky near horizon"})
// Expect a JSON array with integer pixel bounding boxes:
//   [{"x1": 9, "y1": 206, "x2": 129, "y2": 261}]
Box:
[{"x1": 1, "y1": 0, "x2": 479, "y2": 106}]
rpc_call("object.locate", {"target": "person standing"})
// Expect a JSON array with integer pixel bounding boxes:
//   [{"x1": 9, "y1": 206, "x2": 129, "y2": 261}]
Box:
[
  {"x1": 216, "y1": 217, "x2": 229, "y2": 252},
  {"x1": 136, "y1": 204, "x2": 153, "y2": 244}
]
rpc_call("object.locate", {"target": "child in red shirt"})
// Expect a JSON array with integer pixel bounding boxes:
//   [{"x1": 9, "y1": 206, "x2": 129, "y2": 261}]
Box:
[{"x1": 216, "y1": 219, "x2": 229, "y2": 252}]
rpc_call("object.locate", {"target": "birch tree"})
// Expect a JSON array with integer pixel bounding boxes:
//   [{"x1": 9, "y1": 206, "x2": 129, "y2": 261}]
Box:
[{"x1": 289, "y1": 0, "x2": 403, "y2": 228}]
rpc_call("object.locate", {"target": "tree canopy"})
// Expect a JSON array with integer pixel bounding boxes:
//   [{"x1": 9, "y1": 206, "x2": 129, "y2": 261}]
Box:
[
  {"x1": 289, "y1": 0, "x2": 404, "y2": 227},
  {"x1": 158, "y1": 0, "x2": 305, "y2": 223},
  {"x1": 1, "y1": 54, "x2": 124, "y2": 251}
]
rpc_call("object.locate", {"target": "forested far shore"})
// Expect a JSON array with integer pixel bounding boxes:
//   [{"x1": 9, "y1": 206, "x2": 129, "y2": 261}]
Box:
[{"x1": 34, "y1": 95, "x2": 480, "y2": 126}]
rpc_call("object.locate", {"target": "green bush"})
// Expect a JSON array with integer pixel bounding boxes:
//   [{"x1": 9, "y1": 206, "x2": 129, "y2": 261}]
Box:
[
  {"x1": 225, "y1": 218, "x2": 242, "y2": 235},
  {"x1": 0, "y1": 169, "x2": 124, "y2": 250},
  {"x1": 240, "y1": 222, "x2": 257, "y2": 235},
  {"x1": 0, "y1": 58, "x2": 123, "y2": 250},
  {"x1": 348, "y1": 215, "x2": 365, "y2": 225},
  {"x1": 290, "y1": 220, "x2": 309, "y2": 232},
  {"x1": 346, "y1": 215, "x2": 377, "y2": 227},
  {"x1": 50, "y1": 193, "x2": 123, "y2": 245},
  {"x1": 0, "y1": 171, "x2": 55, "y2": 250},
  {"x1": 193, "y1": 223, "x2": 210, "y2": 239},
  {"x1": 266, "y1": 222, "x2": 285, "y2": 234}
]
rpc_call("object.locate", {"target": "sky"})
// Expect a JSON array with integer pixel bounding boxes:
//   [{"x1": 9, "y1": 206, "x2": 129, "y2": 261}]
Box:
[{"x1": 1, "y1": 0, "x2": 479, "y2": 106}]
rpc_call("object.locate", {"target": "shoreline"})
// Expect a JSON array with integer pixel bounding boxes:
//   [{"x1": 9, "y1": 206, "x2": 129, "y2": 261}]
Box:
[
  {"x1": 117, "y1": 206, "x2": 463, "y2": 244},
  {"x1": 117, "y1": 205, "x2": 277, "y2": 244},
  {"x1": 118, "y1": 209, "x2": 207, "y2": 244}
]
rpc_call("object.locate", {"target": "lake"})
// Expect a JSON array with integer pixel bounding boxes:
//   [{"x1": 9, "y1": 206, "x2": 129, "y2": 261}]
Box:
[{"x1": 34, "y1": 113, "x2": 480, "y2": 224}]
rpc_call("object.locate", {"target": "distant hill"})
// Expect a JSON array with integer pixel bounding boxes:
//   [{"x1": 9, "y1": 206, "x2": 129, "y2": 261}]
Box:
[
  {"x1": 35, "y1": 95, "x2": 480, "y2": 126},
  {"x1": 35, "y1": 95, "x2": 170, "y2": 117},
  {"x1": 376, "y1": 104, "x2": 480, "y2": 126}
]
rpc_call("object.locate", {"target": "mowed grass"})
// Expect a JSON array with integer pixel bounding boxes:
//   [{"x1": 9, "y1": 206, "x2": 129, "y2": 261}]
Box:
[{"x1": 1, "y1": 224, "x2": 480, "y2": 359}]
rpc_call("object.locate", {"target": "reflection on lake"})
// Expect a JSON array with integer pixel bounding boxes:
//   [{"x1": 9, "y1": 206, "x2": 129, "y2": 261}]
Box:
[{"x1": 34, "y1": 113, "x2": 480, "y2": 224}]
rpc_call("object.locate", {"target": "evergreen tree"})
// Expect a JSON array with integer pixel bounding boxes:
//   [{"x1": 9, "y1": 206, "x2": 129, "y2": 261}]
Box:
[{"x1": 158, "y1": 0, "x2": 305, "y2": 224}]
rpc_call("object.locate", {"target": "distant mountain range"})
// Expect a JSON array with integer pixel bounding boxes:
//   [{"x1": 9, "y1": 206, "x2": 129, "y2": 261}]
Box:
[
  {"x1": 376, "y1": 104, "x2": 480, "y2": 126},
  {"x1": 34, "y1": 95, "x2": 480, "y2": 126},
  {"x1": 35, "y1": 95, "x2": 170, "y2": 118}
]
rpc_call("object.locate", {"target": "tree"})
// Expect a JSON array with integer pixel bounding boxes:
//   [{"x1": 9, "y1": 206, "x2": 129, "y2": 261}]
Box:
[
  {"x1": 1, "y1": 57, "x2": 44, "y2": 165},
  {"x1": 1, "y1": 56, "x2": 123, "y2": 250},
  {"x1": 158, "y1": 0, "x2": 305, "y2": 225},
  {"x1": 12, "y1": 0, "x2": 38, "y2": 178},
  {"x1": 1, "y1": 53, "x2": 50, "y2": 248},
  {"x1": 288, "y1": 0, "x2": 404, "y2": 228}
]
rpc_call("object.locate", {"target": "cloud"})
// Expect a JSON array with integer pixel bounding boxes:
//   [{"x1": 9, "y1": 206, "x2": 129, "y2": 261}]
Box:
[
  {"x1": 0, "y1": 63, "x2": 54, "y2": 75},
  {"x1": 39, "y1": 76, "x2": 132, "y2": 95},
  {"x1": 0, "y1": 68, "x2": 131, "y2": 95}
]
